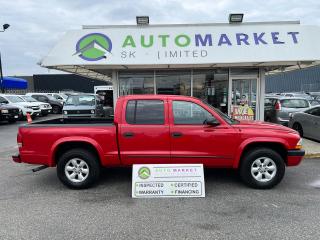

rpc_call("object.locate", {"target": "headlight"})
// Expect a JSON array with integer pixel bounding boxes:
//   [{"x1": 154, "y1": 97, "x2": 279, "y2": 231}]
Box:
[
  {"x1": 91, "y1": 110, "x2": 95, "y2": 114},
  {"x1": 63, "y1": 111, "x2": 68, "y2": 115},
  {"x1": 1, "y1": 109, "x2": 9, "y2": 113},
  {"x1": 295, "y1": 138, "x2": 303, "y2": 149}
]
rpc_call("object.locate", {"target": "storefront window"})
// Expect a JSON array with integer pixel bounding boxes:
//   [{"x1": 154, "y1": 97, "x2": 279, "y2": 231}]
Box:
[
  {"x1": 193, "y1": 69, "x2": 228, "y2": 113},
  {"x1": 155, "y1": 70, "x2": 191, "y2": 95},
  {"x1": 119, "y1": 71, "x2": 154, "y2": 95},
  {"x1": 231, "y1": 78, "x2": 257, "y2": 120}
]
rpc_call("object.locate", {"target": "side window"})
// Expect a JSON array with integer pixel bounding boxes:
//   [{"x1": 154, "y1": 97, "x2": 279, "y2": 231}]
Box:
[
  {"x1": 126, "y1": 100, "x2": 164, "y2": 124},
  {"x1": 172, "y1": 101, "x2": 214, "y2": 124},
  {"x1": 307, "y1": 107, "x2": 320, "y2": 117}
]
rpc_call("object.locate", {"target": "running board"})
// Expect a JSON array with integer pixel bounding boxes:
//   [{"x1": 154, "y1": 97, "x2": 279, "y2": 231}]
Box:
[{"x1": 32, "y1": 165, "x2": 48, "y2": 172}]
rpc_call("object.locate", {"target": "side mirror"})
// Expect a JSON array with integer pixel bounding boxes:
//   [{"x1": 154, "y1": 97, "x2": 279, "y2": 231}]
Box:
[{"x1": 204, "y1": 118, "x2": 220, "y2": 127}]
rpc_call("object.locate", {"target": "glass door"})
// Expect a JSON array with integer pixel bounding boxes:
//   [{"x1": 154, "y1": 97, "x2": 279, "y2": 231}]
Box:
[{"x1": 229, "y1": 78, "x2": 258, "y2": 120}]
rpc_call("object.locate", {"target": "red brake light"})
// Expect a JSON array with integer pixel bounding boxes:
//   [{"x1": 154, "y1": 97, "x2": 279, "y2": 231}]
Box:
[{"x1": 275, "y1": 101, "x2": 281, "y2": 111}]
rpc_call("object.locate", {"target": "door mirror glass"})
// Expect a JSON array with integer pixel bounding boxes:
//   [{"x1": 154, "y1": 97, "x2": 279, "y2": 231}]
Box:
[{"x1": 204, "y1": 118, "x2": 220, "y2": 126}]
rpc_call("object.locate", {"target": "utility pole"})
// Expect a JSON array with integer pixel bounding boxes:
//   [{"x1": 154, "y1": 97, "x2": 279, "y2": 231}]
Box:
[
  {"x1": 0, "y1": 52, "x2": 4, "y2": 93},
  {"x1": 0, "y1": 23, "x2": 10, "y2": 93}
]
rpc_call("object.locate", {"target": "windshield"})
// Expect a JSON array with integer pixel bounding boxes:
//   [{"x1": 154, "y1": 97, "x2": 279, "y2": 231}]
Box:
[
  {"x1": 65, "y1": 95, "x2": 96, "y2": 106},
  {"x1": 47, "y1": 95, "x2": 57, "y2": 101},
  {"x1": 202, "y1": 100, "x2": 239, "y2": 124},
  {"x1": 6, "y1": 96, "x2": 24, "y2": 103},
  {"x1": 281, "y1": 99, "x2": 309, "y2": 108},
  {"x1": 21, "y1": 96, "x2": 37, "y2": 102}
]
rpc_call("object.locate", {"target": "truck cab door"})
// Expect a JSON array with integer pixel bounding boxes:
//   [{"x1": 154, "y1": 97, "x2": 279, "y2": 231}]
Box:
[
  {"x1": 169, "y1": 100, "x2": 238, "y2": 167},
  {"x1": 118, "y1": 99, "x2": 171, "y2": 165}
]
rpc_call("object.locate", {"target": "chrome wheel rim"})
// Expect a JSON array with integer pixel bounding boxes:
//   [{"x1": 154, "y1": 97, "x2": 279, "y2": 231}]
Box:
[
  {"x1": 251, "y1": 157, "x2": 277, "y2": 183},
  {"x1": 65, "y1": 158, "x2": 89, "y2": 183}
]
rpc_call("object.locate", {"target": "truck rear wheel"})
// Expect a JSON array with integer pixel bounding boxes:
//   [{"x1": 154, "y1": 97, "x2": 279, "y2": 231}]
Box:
[
  {"x1": 57, "y1": 149, "x2": 100, "y2": 189},
  {"x1": 239, "y1": 148, "x2": 285, "y2": 189}
]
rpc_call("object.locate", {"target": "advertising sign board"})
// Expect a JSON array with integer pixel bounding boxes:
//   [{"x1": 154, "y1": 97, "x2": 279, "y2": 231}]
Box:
[{"x1": 132, "y1": 164, "x2": 205, "y2": 198}]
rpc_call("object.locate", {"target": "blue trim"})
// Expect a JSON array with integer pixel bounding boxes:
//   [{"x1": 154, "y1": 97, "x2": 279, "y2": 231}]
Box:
[{"x1": 1, "y1": 77, "x2": 28, "y2": 89}]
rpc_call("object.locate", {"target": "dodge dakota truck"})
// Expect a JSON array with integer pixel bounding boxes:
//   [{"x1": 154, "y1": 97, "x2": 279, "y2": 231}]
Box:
[{"x1": 12, "y1": 95, "x2": 305, "y2": 189}]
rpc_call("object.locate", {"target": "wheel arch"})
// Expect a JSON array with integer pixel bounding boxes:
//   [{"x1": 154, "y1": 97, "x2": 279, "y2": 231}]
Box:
[
  {"x1": 234, "y1": 139, "x2": 288, "y2": 168},
  {"x1": 49, "y1": 137, "x2": 104, "y2": 166}
]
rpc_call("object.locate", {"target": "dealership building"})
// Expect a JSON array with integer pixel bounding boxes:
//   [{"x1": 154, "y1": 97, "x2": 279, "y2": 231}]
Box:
[{"x1": 40, "y1": 17, "x2": 320, "y2": 120}]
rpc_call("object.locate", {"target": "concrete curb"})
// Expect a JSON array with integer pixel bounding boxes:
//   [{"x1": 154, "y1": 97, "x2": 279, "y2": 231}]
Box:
[{"x1": 304, "y1": 154, "x2": 320, "y2": 159}]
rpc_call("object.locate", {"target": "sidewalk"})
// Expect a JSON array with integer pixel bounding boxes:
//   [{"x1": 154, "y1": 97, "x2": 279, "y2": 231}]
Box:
[{"x1": 303, "y1": 138, "x2": 320, "y2": 158}]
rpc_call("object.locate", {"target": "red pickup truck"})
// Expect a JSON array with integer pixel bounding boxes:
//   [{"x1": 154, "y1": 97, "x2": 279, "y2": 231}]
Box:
[{"x1": 13, "y1": 95, "x2": 304, "y2": 189}]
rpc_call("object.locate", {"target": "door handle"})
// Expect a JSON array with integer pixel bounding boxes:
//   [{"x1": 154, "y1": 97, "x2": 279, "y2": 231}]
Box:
[
  {"x1": 123, "y1": 132, "x2": 134, "y2": 137},
  {"x1": 172, "y1": 132, "x2": 183, "y2": 137}
]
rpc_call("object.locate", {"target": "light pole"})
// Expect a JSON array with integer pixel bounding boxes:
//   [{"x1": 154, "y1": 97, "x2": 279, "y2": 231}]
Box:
[{"x1": 0, "y1": 23, "x2": 10, "y2": 93}]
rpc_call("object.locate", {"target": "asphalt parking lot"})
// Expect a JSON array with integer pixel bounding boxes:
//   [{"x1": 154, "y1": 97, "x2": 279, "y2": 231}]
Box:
[{"x1": 1, "y1": 119, "x2": 320, "y2": 240}]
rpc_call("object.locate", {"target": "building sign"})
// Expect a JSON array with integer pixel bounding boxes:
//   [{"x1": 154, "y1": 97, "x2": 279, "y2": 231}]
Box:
[
  {"x1": 41, "y1": 24, "x2": 320, "y2": 67},
  {"x1": 132, "y1": 164, "x2": 205, "y2": 198},
  {"x1": 231, "y1": 105, "x2": 255, "y2": 120}
]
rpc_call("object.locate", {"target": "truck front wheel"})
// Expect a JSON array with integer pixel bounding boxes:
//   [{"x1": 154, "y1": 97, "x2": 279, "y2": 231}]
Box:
[
  {"x1": 57, "y1": 149, "x2": 100, "y2": 189},
  {"x1": 239, "y1": 148, "x2": 285, "y2": 189}
]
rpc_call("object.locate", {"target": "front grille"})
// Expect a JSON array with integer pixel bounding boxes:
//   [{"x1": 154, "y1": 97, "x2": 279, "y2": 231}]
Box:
[
  {"x1": 67, "y1": 110, "x2": 92, "y2": 114},
  {"x1": 8, "y1": 109, "x2": 19, "y2": 114},
  {"x1": 31, "y1": 106, "x2": 40, "y2": 110}
]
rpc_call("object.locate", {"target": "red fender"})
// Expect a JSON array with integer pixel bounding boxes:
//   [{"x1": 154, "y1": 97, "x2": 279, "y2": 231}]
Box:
[
  {"x1": 233, "y1": 137, "x2": 289, "y2": 168},
  {"x1": 49, "y1": 137, "x2": 105, "y2": 166}
]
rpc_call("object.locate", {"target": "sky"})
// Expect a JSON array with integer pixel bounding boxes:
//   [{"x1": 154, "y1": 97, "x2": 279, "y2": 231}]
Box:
[{"x1": 0, "y1": 0, "x2": 320, "y2": 76}]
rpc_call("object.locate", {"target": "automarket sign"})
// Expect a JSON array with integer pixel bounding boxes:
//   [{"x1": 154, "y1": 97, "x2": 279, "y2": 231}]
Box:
[
  {"x1": 41, "y1": 24, "x2": 320, "y2": 67},
  {"x1": 132, "y1": 164, "x2": 205, "y2": 198}
]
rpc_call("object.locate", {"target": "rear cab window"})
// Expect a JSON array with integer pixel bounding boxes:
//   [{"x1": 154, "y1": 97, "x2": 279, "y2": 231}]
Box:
[{"x1": 125, "y1": 100, "x2": 165, "y2": 124}]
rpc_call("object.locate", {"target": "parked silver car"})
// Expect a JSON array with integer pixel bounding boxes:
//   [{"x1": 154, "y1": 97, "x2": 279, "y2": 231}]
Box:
[
  {"x1": 63, "y1": 94, "x2": 105, "y2": 118},
  {"x1": 288, "y1": 105, "x2": 320, "y2": 141},
  {"x1": 264, "y1": 97, "x2": 311, "y2": 126}
]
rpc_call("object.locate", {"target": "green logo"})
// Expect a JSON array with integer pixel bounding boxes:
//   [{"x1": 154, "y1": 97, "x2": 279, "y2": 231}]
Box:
[
  {"x1": 138, "y1": 167, "x2": 151, "y2": 179},
  {"x1": 74, "y1": 33, "x2": 112, "y2": 61}
]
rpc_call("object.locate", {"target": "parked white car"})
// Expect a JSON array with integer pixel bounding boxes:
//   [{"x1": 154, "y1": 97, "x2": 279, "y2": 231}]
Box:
[
  {"x1": 19, "y1": 95, "x2": 52, "y2": 116},
  {"x1": 0, "y1": 94, "x2": 41, "y2": 119}
]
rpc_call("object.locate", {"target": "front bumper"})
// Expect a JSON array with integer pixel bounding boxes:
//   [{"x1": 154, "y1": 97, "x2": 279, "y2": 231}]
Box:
[
  {"x1": 287, "y1": 149, "x2": 305, "y2": 166},
  {"x1": 41, "y1": 109, "x2": 51, "y2": 115},
  {"x1": 0, "y1": 113, "x2": 19, "y2": 121},
  {"x1": 63, "y1": 114, "x2": 96, "y2": 118}
]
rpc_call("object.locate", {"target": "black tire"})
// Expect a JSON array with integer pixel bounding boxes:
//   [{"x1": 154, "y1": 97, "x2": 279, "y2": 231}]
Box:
[
  {"x1": 239, "y1": 148, "x2": 285, "y2": 189},
  {"x1": 52, "y1": 105, "x2": 61, "y2": 114},
  {"x1": 292, "y1": 122, "x2": 303, "y2": 137},
  {"x1": 57, "y1": 148, "x2": 101, "y2": 189}
]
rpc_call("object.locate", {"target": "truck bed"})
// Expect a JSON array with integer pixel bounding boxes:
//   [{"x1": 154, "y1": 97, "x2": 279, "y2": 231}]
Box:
[{"x1": 18, "y1": 116, "x2": 118, "y2": 167}]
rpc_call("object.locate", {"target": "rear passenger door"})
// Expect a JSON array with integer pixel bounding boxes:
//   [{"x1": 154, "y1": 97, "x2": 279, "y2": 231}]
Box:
[{"x1": 118, "y1": 99, "x2": 171, "y2": 165}]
